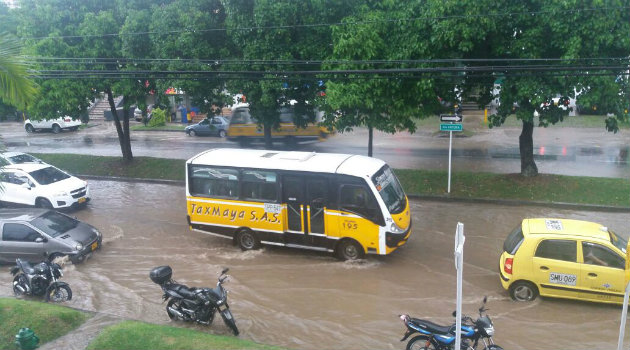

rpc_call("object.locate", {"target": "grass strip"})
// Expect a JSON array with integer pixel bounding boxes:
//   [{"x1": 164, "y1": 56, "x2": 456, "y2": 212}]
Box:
[
  {"x1": 86, "y1": 320, "x2": 282, "y2": 350},
  {"x1": 33, "y1": 153, "x2": 630, "y2": 208},
  {"x1": 395, "y1": 169, "x2": 630, "y2": 207},
  {"x1": 0, "y1": 298, "x2": 89, "y2": 350}
]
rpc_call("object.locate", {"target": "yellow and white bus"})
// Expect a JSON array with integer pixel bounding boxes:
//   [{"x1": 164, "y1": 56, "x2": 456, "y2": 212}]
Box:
[
  {"x1": 226, "y1": 104, "x2": 331, "y2": 145},
  {"x1": 185, "y1": 148, "x2": 411, "y2": 260}
]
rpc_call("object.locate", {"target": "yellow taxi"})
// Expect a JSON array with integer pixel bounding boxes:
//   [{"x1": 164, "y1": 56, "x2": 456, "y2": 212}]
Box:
[{"x1": 499, "y1": 218, "x2": 629, "y2": 304}]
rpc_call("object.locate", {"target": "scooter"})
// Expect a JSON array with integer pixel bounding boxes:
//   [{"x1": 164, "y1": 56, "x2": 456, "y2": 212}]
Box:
[
  {"x1": 150, "y1": 265, "x2": 239, "y2": 335},
  {"x1": 399, "y1": 297, "x2": 503, "y2": 350}
]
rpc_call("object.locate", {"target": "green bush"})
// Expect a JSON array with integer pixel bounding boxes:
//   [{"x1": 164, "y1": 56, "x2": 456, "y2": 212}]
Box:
[{"x1": 148, "y1": 108, "x2": 166, "y2": 127}]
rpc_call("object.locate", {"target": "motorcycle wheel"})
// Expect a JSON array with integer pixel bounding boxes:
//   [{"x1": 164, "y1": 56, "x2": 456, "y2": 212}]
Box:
[
  {"x1": 406, "y1": 335, "x2": 434, "y2": 350},
  {"x1": 166, "y1": 299, "x2": 183, "y2": 321},
  {"x1": 12, "y1": 274, "x2": 28, "y2": 297},
  {"x1": 220, "y1": 309, "x2": 239, "y2": 336},
  {"x1": 45, "y1": 285, "x2": 72, "y2": 302}
]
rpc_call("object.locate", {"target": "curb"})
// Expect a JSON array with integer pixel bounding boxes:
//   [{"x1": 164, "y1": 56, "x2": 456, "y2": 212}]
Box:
[{"x1": 79, "y1": 175, "x2": 630, "y2": 213}]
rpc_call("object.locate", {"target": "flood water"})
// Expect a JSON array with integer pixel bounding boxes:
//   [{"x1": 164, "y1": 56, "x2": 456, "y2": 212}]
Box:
[{"x1": 0, "y1": 180, "x2": 628, "y2": 350}]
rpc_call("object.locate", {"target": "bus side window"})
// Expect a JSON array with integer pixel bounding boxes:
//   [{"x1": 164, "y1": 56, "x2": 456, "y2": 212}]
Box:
[
  {"x1": 189, "y1": 166, "x2": 239, "y2": 199},
  {"x1": 339, "y1": 185, "x2": 376, "y2": 219},
  {"x1": 242, "y1": 170, "x2": 278, "y2": 202}
]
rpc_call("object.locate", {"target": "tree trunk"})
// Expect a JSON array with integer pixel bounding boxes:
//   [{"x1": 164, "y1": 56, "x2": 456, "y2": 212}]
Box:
[
  {"x1": 519, "y1": 119, "x2": 538, "y2": 176},
  {"x1": 367, "y1": 125, "x2": 373, "y2": 157},
  {"x1": 264, "y1": 123, "x2": 273, "y2": 149},
  {"x1": 106, "y1": 88, "x2": 133, "y2": 161},
  {"x1": 122, "y1": 104, "x2": 133, "y2": 159}
]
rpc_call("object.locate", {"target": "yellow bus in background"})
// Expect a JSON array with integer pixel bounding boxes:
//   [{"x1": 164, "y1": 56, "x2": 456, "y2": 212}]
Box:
[
  {"x1": 185, "y1": 148, "x2": 412, "y2": 260},
  {"x1": 226, "y1": 104, "x2": 331, "y2": 145}
]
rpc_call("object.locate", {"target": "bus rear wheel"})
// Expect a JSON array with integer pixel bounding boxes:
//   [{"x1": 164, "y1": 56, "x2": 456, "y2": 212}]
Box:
[
  {"x1": 336, "y1": 239, "x2": 365, "y2": 261},
  {"x1": 236, "y1": 229, "x2": 260, "y2": 251}
]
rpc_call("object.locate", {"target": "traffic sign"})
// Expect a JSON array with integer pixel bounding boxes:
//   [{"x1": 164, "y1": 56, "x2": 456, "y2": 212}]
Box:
[
  {"x1": 440, "y1": 123, "x2": 463, "y2": 132},
  {"x1": 440, "y1": 114, "x2": 463, "y2": 122}
]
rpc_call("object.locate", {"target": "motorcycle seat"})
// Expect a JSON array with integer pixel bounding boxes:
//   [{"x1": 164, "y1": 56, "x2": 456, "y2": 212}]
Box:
[
  {"x1": 410, "y1": 318, "x2": 453, "y2": 335},
  {"x1": 166, "y1": 283, "x2": 197, "y2": 300},
  {"x1": 16, "y1": 259, "x2": 35, "y2": 275}
]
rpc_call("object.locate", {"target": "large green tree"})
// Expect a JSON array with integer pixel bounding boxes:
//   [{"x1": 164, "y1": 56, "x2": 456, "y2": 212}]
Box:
[
  {"x1": 149, "y1": 0, "x2": 233, "y2": 119},
  {"x1": 322, "y1": 1, "x2": 464, "y2": 157},
  {"x1": 224, "y1": 0, "x2": 355, "y2": 148},
  {"x1": 476, "y1": 0, "x2": 630, "y2": 176}
]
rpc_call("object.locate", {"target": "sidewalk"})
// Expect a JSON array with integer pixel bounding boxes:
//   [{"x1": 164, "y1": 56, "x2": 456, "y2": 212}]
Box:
[{"x1": 39, "y1": 312, "x2": 122, "y2": 350}]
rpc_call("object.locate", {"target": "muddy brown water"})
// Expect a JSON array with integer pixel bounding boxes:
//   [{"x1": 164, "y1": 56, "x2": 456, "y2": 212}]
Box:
[{"x1": 0, "y1": 180, "x2": 628, "y2": 350}]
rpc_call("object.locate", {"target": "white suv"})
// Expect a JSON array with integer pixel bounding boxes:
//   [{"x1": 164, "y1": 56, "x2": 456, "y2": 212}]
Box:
[
  {"x1": 24, "y1": 116, "x2": 82, "y2": 134},
  {"x1": 0, "y1": 163, "x2": 90, "y2": 209}
]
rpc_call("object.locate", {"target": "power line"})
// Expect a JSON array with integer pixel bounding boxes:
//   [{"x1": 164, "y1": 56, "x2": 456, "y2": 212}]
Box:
[
  {"x1": 21, "y1": 6, "x2": 629, "y2": 41},
  {"x1": 25, "y1": 56, "x2": 630, "y2": 66}
]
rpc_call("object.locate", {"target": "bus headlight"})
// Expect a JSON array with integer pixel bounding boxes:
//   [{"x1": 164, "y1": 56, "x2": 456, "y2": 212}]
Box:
[{"x1": 389, "y1": 222, "x2": 405, "y2": 234}]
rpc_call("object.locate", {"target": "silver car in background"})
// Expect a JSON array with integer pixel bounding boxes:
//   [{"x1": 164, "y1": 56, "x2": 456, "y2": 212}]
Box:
[{"x1": 0, "y1": 209, "x2": 102, "y2": 264}]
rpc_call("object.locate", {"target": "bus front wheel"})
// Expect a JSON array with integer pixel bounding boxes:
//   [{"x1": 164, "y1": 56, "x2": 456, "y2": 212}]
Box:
[
  {"x1": 335, "y1": 239, "x2": 365, "y2": 261},
  {"x1": 236, "y1": 229, "x2": 260, "y2": 251}
]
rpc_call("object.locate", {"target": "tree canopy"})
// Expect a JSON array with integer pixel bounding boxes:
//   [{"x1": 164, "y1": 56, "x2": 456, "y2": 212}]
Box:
[{"x1": 3, "y1": 0, "x2": 627, "y2": 172}]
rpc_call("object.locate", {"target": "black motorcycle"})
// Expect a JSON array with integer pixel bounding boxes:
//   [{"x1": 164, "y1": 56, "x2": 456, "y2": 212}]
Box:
[
  {"x1": 10, "y1": 258, "x2": 72, "y2": 302},
  {"x1": 150, "y1": 265, "x2": 239, "y2": 336},
  {"x1": 399, "y1": 297, "x2": 503, "y2": 350}
]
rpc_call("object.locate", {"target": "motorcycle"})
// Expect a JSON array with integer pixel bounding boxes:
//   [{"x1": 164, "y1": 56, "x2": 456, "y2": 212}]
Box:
[
  {"x1": 10, "y1": 258, "x2": 72, "y2": 302},
  {"x1": 399, "y1": 297, "x2": 503, "y2": 350},
  {"x1": 149, "y1": 265, "x2": 239, "y2": 336}
]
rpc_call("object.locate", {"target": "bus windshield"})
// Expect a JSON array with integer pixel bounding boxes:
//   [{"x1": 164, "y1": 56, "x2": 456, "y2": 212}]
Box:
[{"x1": 372, "y1": 166, "x2": 406, "y2": 214}]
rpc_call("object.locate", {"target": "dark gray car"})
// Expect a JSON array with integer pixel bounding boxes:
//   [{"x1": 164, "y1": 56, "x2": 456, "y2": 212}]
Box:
[
  {"x1": 0, "y1": 209, "x2": 102, "y2": 264},
  {"x1": 185, "y1": 116, "x2": 229, "y2": 137}
]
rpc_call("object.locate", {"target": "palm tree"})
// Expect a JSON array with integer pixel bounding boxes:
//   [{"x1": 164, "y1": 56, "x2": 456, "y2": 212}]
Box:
[{"x1": 0, "y1": 32, "x2": 37, "y2": 109}]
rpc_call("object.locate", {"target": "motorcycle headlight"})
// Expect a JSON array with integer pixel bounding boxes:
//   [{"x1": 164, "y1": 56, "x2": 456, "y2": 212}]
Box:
[
  {"x1": 389, "y1": 222, "x2": 405, "y2": 234},
  {"x1": 75, "y1": 243, "x2": 83, "y2": 251},
  {"x1": 484, "y1": 326, "x2": 495, "y2": 336}
]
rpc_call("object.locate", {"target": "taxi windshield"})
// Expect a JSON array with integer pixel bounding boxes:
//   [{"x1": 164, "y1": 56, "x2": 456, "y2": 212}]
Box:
[
  {"x1": 371, "y1": 165, "x2": 406, "y2": 214},
  {"x1": 609, "y1": 230, "x2": 627, "y2": 253}
]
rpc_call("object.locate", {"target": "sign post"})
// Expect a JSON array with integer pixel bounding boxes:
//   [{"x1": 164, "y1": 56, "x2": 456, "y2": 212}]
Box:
[
  {"x1": 440, "y1": 115, "x2": 463, "y2": 193},
  {"x1": 454, "y1": 222, "x2": 465, "y2": 350},
  {"x1": 617, "y1": 281, "x2": 630, "y2": 350}
]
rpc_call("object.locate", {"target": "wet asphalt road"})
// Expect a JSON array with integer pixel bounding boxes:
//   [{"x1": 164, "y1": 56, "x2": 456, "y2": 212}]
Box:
[
  {"x1": 0, "y1": 181, "x2": 627, "y2": 350},
  {"x1": 0, "y1": 120, "x2": 628, "y2": 178}
]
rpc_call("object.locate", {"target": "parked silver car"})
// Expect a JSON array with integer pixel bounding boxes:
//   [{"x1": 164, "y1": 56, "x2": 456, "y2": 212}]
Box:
[{"x1": 0, "y1": 209, "x2": 102, "y2": 264}]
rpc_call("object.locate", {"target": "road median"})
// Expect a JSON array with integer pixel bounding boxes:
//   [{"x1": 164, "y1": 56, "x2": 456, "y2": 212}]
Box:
[{"x1": 33, "y1": 153, "x2": 630, "y2": 211}]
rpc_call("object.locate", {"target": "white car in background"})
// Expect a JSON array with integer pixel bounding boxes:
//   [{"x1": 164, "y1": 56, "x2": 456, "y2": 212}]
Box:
[
  {"x1": 24, "y1": 116, "x2": 82, "y2": 134},
  {"x1": 0, "y1": 163, "x2": 90, "y2": 209},
  {"x1": 0, "y1": 152, "x2": 46, "y2": 166}
]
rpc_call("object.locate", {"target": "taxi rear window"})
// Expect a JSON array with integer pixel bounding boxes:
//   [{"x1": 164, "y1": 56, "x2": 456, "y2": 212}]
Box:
[{"x1": 504, "y1": 224, "x2": 524, "y2": 254}]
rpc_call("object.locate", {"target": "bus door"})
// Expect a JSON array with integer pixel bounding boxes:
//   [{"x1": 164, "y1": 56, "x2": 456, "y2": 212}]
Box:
[{"x1": 282, "y1": 175, "x2": 327, "y2": 247}]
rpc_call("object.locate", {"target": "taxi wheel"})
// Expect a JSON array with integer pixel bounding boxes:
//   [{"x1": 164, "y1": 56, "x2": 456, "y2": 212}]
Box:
[
  {"x1": 509, "y1": 281, "x2": 538, "y2": 301},
  {"x1": 218, "y1": 130, "x2": 226, "y2": 138}
]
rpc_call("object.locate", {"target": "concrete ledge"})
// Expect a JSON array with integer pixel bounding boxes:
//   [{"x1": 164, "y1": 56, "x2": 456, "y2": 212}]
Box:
[{"x1": 80, "y1": 174, "x2": 630, "y2": 213}]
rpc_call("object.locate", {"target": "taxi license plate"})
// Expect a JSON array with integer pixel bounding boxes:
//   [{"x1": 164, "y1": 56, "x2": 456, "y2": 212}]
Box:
[
  {"x1": 78, "y1": 197, "x2": 86, "y2": 204},
  {"x1": 91, "y1": 242, "x2": 98, "y2": 251}
]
